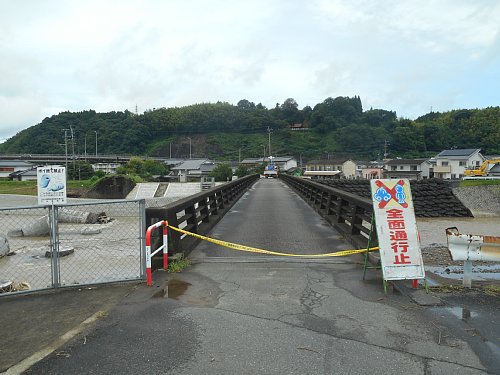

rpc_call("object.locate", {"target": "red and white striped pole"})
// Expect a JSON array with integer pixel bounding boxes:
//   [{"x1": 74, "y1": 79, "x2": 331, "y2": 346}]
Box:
[
  {"x1": 163, "y1": 222, "x2": 169, "y2": 271},
  {"x1": 145, "y1": 220, "x2": 169, "y2": 286}
]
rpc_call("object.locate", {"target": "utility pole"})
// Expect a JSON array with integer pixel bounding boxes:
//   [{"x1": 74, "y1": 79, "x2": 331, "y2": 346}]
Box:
[
  {"x1": 94, "y1": 131, "x2": 98, "y2": 157},
  {"x1": 84, "y1": 134, "x2": 87, "y2": 162},
  {"x1": 187, "y1": 137, "x2": 192, "y2": 159},
  {"x1": 169, "y1": 142, "x2": 172, "y2": 159},
  {"x1": 383, "y1": 139, "x2": 390, "y2": 160},
  {"x1": 238, "y1": 148, "x2": 241, "y2": 164},
  {"x1": 267, "y1": 126, "x2": 272, "y2": 158},
  {"x1": 70, "y1": 126, "x2": 76, "y2": 176},
  {"x1": 62, "y1": 129, "x2": 69, "y2": 175}
]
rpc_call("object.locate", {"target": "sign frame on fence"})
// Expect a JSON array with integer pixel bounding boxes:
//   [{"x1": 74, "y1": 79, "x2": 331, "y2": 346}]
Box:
[
  {"x1": 370, "y1": 178, "x2": 425, "y2": 281},
  {"x1": 37, "y1": 165, "x2": 67, "y2": 205}
]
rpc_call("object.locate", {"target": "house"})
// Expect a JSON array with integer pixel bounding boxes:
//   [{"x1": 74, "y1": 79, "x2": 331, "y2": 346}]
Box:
[
  {"x1": 0, "y1": 160, "x2": 35, "y2": 179},
  {"x1": 360, "y1": 160, "x2": 385, "y2": 179},
  {"x1": 9, "y1": 167, "x2": 39, "y2": 181},
  {"x1": 383, "y1": 159, "x2": 431, "y2": 180},
  {"x1": 240, "y1": 158, "x2": 263, "y2": 169},
  {"x1": 270, "y1": 156, "x2": 297, "y2": 172},
  {"x1": 163, "y1": 158, "x2": 185, "y2": 168},
  {"x1": 433, "y1": 149, "x2": 484, "y2": 179},
  {"x1": 289, "y1": 123, "x2": 309, "y2": 131},
  {"x1": 488, "y1": 164, "x2": 500, "y2": 176},
  {"x1": 171, "y1": 159, "x2": 216, "y2": 181},
  {"x1": 305, "y1": 159, "x2": 345, "y2": 173},
  {"x1": 341, "y1": 160, "x2": 357, "y2": 179},
  {"x1": 353, "y1": 161, "x2": 370, "y2": 179}
]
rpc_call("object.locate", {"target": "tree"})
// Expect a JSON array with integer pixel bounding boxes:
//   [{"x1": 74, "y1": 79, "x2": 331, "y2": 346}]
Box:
[
  {"x1": 210, "y1": 163, "x2": 233, "y2": 181},
  {"x1": 67, "y1": 161, "x2": 95, "y2": 180},
  {"x1": 279, "y1": 98, "x2": 302, "y2": 124},
  {"x1": 235, "y1": 165, "x2": 248, "y2": 178},
  {"x1": 143, "y1": 159, "x2": 168, "y2": 176},
  {"x1": 115, "y1": 158, "x2": 167, "y2": 180}
]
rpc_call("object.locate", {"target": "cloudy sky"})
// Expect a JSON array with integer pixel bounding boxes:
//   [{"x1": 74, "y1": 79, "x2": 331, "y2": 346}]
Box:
[{"x1": 1, "y1": 0, "x2": 499, "y2": 142}]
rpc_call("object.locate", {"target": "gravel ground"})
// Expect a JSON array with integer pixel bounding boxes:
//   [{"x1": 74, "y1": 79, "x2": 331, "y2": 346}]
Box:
[{"x1": 417, "y1": 217, "x2": 500, "y2": 266}]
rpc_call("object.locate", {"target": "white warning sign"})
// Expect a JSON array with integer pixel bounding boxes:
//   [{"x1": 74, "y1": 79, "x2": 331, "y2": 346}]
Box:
[{"x1": 370, "y1": 179, "x2": 425, "y2": 281}]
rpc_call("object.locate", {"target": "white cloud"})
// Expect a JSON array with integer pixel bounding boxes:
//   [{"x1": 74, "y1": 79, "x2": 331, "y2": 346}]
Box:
[{"x1": 0, "y1": 0, "x2": 498, "y2": 139}]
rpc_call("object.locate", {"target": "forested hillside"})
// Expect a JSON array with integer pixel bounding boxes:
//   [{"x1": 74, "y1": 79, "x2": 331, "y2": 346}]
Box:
[{"x1": 1, "y1": 97, "x2": 498, "y2": 160}]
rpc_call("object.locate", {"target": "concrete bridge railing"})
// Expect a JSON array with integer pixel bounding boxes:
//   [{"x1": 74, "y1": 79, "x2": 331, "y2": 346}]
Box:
[
  {"x1": 146, "y1": 175, "x2": 259, "y2": 268},
  {"x1": 280, "y1": 175, "x2": 379, "y2": 262}
]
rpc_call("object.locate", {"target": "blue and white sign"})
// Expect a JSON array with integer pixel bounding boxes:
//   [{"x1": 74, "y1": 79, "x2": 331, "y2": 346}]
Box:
[{"x1": 37, "y1": 166, "x2": 67, "y2": 205}]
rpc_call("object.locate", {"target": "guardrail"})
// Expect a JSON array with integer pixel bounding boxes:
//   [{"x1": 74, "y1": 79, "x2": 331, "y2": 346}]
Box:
[
  {"x1": 280, "y1": 175, "x2": 378, "y2": 261},
  {"x1": 446, "y1": 227, "x2": 500, "y2": 287},
  {"x1": 145, "y1": 175, "x2": 258, "y2": 269}
]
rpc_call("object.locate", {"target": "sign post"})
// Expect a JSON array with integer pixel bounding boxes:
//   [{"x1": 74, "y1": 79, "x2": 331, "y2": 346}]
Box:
[
  {"x1": 37, "y1": 166, "x2": 67, "y2": 205},
  {"x1": 370, "y1": 179, "x2": 425, "y2": 283}
]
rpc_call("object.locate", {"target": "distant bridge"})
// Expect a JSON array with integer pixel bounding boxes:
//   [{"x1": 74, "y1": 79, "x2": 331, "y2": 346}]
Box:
[{"x1": 0, "y1": 153, "x2": 169, "y2": 164}]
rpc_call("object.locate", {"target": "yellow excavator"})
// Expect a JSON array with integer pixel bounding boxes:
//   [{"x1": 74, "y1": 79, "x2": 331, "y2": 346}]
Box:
[{"x1": 464, "y1": 158, "x2": 500, "y2": 177}]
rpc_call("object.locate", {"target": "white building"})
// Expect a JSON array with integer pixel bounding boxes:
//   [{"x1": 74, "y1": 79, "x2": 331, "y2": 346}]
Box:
[
  {"x1": 384, "y1": 159, "x2": 431, "y2": 180},
  {"x1": 171, "y1": 159, "x2": 216, "y2": 181},
  {"x1": 0, "y1": 160, "x2": 35, "y2": 179},
  {"x1": 271, "y1": 156, "x2": 297, "y2": 172},
  {"x1": 433, "y1": 149, "x2": 484, "y2": 179},
  {"x1": 341, "y1": 160, "x2": 357, "y2": 178},
  {"x1": 92, "y1": 162, "x2": 121, "y2": 174}
]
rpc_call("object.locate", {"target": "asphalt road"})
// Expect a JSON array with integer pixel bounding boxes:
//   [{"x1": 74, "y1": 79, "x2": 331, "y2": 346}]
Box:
[
  {"x1": 193, "y1": 178, "x2": 351, "y2": 259},
  {"x1": 5, "y1": 179, "x2": 496, "y2": 374}
]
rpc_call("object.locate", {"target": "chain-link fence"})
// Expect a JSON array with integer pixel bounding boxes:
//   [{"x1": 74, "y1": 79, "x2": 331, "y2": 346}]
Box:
[{"x1": 0, "y1": 200, "x2": 145, "y2": 296}]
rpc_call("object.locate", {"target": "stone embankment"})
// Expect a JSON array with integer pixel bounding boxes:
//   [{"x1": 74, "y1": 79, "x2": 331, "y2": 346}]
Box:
[
  {"x1": 452, "y1": 185, "x2": 500, "y2": 217},
  {"x1": 318, "y1": 179, "x2": 473, "y2": 217}
]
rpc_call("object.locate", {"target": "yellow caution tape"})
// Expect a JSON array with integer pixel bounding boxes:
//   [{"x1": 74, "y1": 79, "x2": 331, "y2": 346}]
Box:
[{"x1": 167, "y1": 225, "x2": 379, "y2": 257}]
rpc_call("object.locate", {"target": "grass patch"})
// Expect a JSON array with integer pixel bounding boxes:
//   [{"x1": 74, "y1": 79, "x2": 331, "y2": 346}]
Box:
[
  {"x1": 483, "y1": 285, "x2": 500, "y2": 297},
  {"x1": 459, "y1": 179, "x2": 500, "y2": 187},
  {"x1": 168, "y1": 255, "x2": 191, "y2": 273},
  {"x1": 0, "y1": 179, "x2": 96, "y2": 196},
  {"x1": 0, "y1": 180, "x2": 38, "y2": 195}
]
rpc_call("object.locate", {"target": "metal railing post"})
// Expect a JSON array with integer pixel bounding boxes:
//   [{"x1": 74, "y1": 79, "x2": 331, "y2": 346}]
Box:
[
  {"x1": 139, "y1": 199, "x2": 146, "y2": 279},
  {"x1": 49, "y1": 205, "x2": 61, "y2": 288}
]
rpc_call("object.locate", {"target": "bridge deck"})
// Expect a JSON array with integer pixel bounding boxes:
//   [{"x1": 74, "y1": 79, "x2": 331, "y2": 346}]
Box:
[{"x1": 190, "y1": 178, "x2": 353, "y2": 260}]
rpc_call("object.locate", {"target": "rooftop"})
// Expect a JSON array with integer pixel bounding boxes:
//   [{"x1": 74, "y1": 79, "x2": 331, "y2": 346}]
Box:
[
  {"x1": 171, "y1": 159, "x2": 212, "y2": 170},
  {"x1": 385, "y1": 158, "x2": 428, "y2": 165},
  {"x1": 437, "y1": 149, "x2": 480, "y2": 158}
]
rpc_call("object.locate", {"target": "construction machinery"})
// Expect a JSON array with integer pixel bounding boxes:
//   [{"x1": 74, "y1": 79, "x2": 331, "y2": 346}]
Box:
[{"x1": 463, "y1": 158, "x2": 500, "y2": 177}]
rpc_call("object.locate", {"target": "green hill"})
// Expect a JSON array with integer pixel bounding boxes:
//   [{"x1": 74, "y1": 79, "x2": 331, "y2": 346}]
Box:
[{"x1": 1, "y1": 97, "x2": 498, "y2": 160}]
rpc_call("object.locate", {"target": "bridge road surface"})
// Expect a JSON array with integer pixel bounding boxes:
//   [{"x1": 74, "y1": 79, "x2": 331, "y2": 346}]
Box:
[{"x1": 24, "y1": 179, "x2": 490, "y2": 374}]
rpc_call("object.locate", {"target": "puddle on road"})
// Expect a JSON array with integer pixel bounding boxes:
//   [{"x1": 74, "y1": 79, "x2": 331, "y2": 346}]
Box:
[
  {"x1": 445, "y1": 306, "x2": 478, "y2": 320},
  {"x1": 153, "y1": 279, "x2": 191, "y2": 299}
]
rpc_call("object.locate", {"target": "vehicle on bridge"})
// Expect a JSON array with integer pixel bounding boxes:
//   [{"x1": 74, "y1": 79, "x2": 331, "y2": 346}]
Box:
[{"x1": 263, "y1": 164, "x2": 278, "y2": 178}]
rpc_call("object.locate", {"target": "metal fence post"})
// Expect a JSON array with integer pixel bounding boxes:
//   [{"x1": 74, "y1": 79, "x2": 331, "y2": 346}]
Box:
[
  {"x1": 139, "y1": 199, "x2": 146, "y2": 279},
  {"x1": 49, "y1": 205, "x2": 61, "y2": 288}
]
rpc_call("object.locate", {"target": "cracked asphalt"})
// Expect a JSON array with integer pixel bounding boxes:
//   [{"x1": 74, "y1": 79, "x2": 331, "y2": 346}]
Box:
[{"x1": 8, "y1": 179, "x2": 497, "y2": 374}]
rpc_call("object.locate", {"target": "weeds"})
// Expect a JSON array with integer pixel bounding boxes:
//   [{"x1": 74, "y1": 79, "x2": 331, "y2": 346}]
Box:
[{"x1": 168, "y1": 255, "x2": 191, "y2": 273}]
